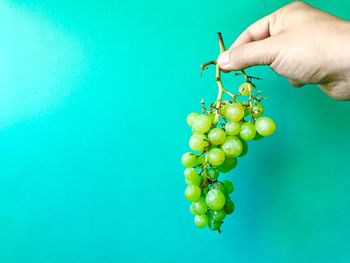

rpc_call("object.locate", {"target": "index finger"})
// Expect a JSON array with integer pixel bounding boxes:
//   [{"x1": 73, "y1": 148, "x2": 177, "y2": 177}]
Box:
[{"x1": 230, "y1": 12, "x2": 276, "y2": 49}]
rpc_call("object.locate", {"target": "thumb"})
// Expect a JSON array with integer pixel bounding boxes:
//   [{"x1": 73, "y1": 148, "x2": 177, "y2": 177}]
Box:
[{"x1": 217, "y1": 37, "x2": 280, "y2": 71}]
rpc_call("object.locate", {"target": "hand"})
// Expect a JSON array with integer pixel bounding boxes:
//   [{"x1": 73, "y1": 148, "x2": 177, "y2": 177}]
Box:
[{"x1": 217, "y1": 1, "x2": 350, "y2": 100}]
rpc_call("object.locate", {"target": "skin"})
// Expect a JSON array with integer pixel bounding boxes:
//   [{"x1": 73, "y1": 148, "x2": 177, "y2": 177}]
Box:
[{"x1": 217, "y1": 1, "x2": 350, "y2": 100}]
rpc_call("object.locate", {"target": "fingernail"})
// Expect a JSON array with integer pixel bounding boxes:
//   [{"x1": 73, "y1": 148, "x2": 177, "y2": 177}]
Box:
[{"x1": 217, "y1": 51, "x2": 230, "y2": 67}]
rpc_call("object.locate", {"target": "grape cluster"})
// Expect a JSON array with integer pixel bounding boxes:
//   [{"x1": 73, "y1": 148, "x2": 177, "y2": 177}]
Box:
[{"x1": 182, "y1": 80, "x2": 276, "y2": 232}]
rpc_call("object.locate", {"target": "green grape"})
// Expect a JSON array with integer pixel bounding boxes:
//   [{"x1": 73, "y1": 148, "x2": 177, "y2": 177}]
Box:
[
  {"x1": 192, "y1": 115, "x2": 212, "y2": 134},
  {"x1": 189, "y1": 204, "x2": 196, "y2": 215},
  {"x1": 208, "y1": 218, "x2": 222, "y2": 231},
  {"x1": 202, "y1": 186, "x2": 209, "y2": 196},
  {"x1": 191, "y1": 197, "x2": 208, "y2": 215},
  {"x1": 207, "y1": 167, "x2": 219, "y2": 180},
  {"x1": 208, "y1": 113, "x2": 216, "y2": 124},
  {"x1": 185, "y1": 185, "x2": 201, "y2": 202},
  {"x1": 206, "y1": 189, "x2": 226, "y2": 210},
  {"x1": 208, "y1": 128, "x2": 226, "y2": 145},
  {"x1": 217, "y1": 157, "x2": 237, "y2": 173},
  {"x1": 221, "y1": 136, "x2": 243, "y2": 158},
  {"x1": 220, "y1": 101, "x2": 229, "y2": 116},
  {"x1": 222, "y1": 179, "x2": 234, "y2": 194},
  {"x1": 213, "y1": 182, "x2": 225, "y2": 193},
  {"x1": 200, "y1": 169, "x2": 208, "y2": 183},
  {"x1": 255, "y1": 117, "x2": 276, "y2": 136},
  {"x1": 224, "y1": 121, "x2": 240, "y2": 136},
  {"x1": 207, "y1": 148, "x2": 225, "y2": 166},
  {"x1": 211, "y1": 209, "x2": 226, "y2": 221},
  {"x1": 186, "y1": 112, "x2": 199, "y2": 126},
  {"x1": 244, "y1": 103, "x2": 250, "y2": 117},
  {"x1": 238, "y1": 82, "x2": 254, "y2": 96},
  {"x1": 238, "y1": 138, "x2": 248, "y2": 157},
  {"x1": 196, "y1": 155, "x2": 205, "y2": 166},
  {"x1": 224, "y1": 198, "x2": 235, "y2": 215},
  {"x1": 225, "y1": 103, "x2": 244, "y2": 121},
  {"x1": 251, "y1": 103, "x2": 264, "y2": 117},
  {"x1": 194, "y1": 214, "x2": 208, "y2": 228},
  {"x1": 189, "y1": 134, "x2": 208, "y2": 152},
  {"x1": 240, "y1": 122, "x2": 256, "y2": 140},
  {"x1": 184, "y1": 167, "x2": 196, "y2": 178},
  {"x1": 184, "y1": 168, "x2": 201, "y2": 185},
  {"x1": 181, "y1": 152, "x2": 197, "y2": 167},
  {"x1": 253, "y1": 133, "x2": 263, "y2": 141}
]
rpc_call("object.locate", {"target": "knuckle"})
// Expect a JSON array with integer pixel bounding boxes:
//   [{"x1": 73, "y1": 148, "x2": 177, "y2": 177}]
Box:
[{"x1": 289, "y1": 1, "x2": 306, "y2": 8}]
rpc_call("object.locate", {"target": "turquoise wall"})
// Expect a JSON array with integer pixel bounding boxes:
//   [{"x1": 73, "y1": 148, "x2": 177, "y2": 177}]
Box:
[{"x1": 1, "y1": 0, "x2": 350, "y2": 262}]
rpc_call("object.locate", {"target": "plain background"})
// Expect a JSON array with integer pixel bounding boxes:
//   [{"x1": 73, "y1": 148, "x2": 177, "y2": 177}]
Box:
[{"x1": 1, "y1": 0, "x2": 350, "y2": 262}]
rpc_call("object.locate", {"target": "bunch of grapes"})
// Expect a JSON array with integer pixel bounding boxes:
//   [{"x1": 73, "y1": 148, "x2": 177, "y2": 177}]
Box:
[{"x1": 181, "y1": 33, "x2": 276, "y2": 233}]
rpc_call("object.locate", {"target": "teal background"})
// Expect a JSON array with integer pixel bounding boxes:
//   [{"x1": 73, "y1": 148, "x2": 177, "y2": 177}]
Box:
[{"x1": 1, "y1": 0, "x2": 350, "y2": 262}]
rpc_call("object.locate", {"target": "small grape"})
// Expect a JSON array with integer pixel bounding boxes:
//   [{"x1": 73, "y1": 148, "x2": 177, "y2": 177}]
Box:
[
  {"x1": 202, "y1": 187, "x2": 209, "y2": 196},
  {"x1": 238, "y1": 138, "x2": 248, "y2": 157},
  {"x1": 200, "y1": 169, "x2": 208, "y2": 183},
  {"x1": 251, "y1": 103, "x2": 264, "y2": 117},
  {"x1": 253, "y1": 133, "x2": 263, "y2": 141},
  {"x1": 225, "y1": 121, "x2": 240, "y2": 136},
  {"x1": 244, "y1": 104, "x2": 250, "y2": 117},
  {"x1": 208, "y1": 128, "x2": 226, "y2": 145},
  {"x1": 185, "y1": 185, "x2": 201, "y2": 202},
  {"x1": 189, "y1": 134, "x2": 208, "y2": 152},
  {"x1": 224, "y1": 198, "x2": 235, "y2": 215},
  {"x1": 186, "y1": 112, "x2": 199, "y2": 126},
  {"x1": 217, "y1": 157, "x2": 237, "y2": 173},
  {"x1": 239, "y1": 82, "x2": 254, "y2": 96},
  {"x1": 194, "y1": 214, "x2": 208, "y2": 228},
  {"x1": 181, "y1": 152, "x2": 197, "y2": 167},
  {"x1": 213, "y1": 182, "x2": 225, "y2": 193},
  {"x1": 191, "y1": 197, "x2": 208, "y2": 215},
  {"x1": 207, "y1": 148, "x2": 225, "y2": 166},
  {"x1": 184, "y1": 168, "x2": 201, "y2": 185},
  {"x1": 221, "y1": 136, "x2": 243, "y2": 158},
  {"x1": 255, "y1": 117, "x2": 276, "y2": 136},
  {"x1": 208, "y1": 218, "x2": 222, "y2": 231},
  {"x1": 240, "y1": 122, "x2": 256, "y2": 140},
  {"x1": 192, "y1": 115, "x2": 212, "y2": 134},
  {"x1": 185, "y1": 178, "x2": 191, "y2": 185},
  {"x1": 206, "y1": 189, "x2": 226, "y2": 210},
  {"x1": 225, "y1": 103, "x2": 244, "y2": 121},
  {"x1": 184, "y1": 168, "x2": 196, "y2": 178},
  {"x1": 196, "y1": 155, "x2": 205, "y2": 166},
  {"x1": 211, "y1": 209, "x2": 226, "y2": 222},
  {"x1": 208, "y1": 113, "x2": 216, "y2": 124},
  {"x1": 220, "y1": 101, "x2": 229, "y2": 116},
  {"x1": 207, "y1": 167, "x2": 219, "y2": 180},
  {"x1": 222, "y1": 179, "x2": 234, "y2": 194},
  {"x1": 189, "y1": 204, "x2": 196, "y2": 215}
]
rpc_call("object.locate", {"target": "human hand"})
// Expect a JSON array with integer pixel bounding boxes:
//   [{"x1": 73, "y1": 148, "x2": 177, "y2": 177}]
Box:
[{"x1": 217, "y1": 1, "x2": 350, "y2": 100}]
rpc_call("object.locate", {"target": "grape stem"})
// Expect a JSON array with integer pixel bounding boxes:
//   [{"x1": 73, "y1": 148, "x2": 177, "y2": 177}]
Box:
[
  {"x1": 201, "y1": 33, "x2": 249, "y2": 125},
  {"x1": 200, "y1": 32, "x2": 263, "y2": 125},
  {"x1": 234, "y1": 72, "x2": 262, "y2": 81}
]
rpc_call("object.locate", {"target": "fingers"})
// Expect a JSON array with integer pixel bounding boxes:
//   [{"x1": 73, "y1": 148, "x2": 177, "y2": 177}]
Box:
[
  {"x1": 217, "y1": 7, "x2": 282, "y2": 71},
  {"x1": 231, "y1": 14, "x2": 273, "y2": 49},
  {"x1": 217, "y1": 37, "x2": 281, "y2": 71}
]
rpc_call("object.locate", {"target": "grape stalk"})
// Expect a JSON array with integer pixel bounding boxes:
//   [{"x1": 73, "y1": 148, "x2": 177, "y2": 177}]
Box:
[{"x1": 182, "y1": 33, "x2": 277, "y2": 232}]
